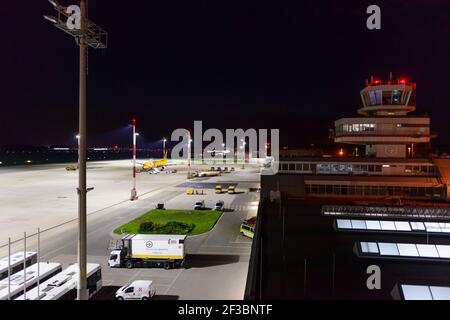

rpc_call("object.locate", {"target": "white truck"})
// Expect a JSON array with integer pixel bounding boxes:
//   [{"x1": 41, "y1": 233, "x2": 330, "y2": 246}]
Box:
[{"x1": 108, "y1": 234, "x2": 187, "y2": 270}]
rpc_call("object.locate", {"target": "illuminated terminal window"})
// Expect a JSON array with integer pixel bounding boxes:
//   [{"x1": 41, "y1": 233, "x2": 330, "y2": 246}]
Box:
[
  {"x1": 306, "y1": 184, "x2": 445, "y2": 199},
  {"x1": 400, "y1": 285, "x2": 450, "y2": 300},
  {"x1": 335, "y1": 219, "x2": 450, "y2": 235},
  {"x1": 356, "y1": 242, "x2": 450, "y2": 260},
  {"x1": 340, "y1": 123, "x2": 376, "y2": 133}
]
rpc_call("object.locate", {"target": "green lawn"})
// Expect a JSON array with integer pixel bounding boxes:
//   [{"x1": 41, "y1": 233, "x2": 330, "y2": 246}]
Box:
[{"x1": 113, "y1": 209, "x2": 223, "y2": 236}]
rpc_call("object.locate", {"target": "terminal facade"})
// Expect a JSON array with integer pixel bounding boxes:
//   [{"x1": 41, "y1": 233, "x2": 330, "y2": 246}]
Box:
[{"x1": 262, "y1": 78, "x2": 450, "y2": 201}]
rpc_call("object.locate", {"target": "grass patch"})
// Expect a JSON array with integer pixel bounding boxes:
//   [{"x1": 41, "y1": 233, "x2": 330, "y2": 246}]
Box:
[{"x1": 113, "y1": 209, "x2": 223, "y2": 236}]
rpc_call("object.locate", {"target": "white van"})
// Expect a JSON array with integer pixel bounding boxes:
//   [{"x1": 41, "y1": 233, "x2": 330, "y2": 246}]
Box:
[
  {"x1": 194, "y1": 200, "x2": 205, "y2": 210},
  {"x1": 115, "y1": 280, "x2": 156, "y2": 300}
]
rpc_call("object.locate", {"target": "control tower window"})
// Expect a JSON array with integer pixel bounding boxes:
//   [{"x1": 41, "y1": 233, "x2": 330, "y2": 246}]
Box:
[
  {"x1": 392, "y1": 90, "x2": 403, "y2": 105},
  {"x1": 409, "y1": 91, "x2": 416, "y2": 106},
  {"x1": 368, "y1": 90, "x2": 382, "y2": 105},
  {"x1": 383, "y1": 90, "x2": 404, "y2": 105}
]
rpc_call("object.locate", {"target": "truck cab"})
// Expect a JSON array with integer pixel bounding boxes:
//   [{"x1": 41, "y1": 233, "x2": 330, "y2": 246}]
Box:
[{"x1": 108, "y1": 249, "x2": 124, "y2": 268}]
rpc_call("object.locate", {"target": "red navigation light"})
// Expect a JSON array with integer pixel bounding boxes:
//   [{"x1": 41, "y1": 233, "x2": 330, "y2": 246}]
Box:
[
  {"x1": 373, "y1": 79, "x2": 381, "y2": 84},
  {"x1": 400, "y1": 79, "x2": 407, "y2": 84},
  {"x1": 131, "y1": 118, "x2": 137, "y2": 126}
]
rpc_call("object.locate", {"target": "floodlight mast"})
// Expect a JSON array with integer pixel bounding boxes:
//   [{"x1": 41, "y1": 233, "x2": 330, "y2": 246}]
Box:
[
  {"x1": 77, "y1": 0, "x2": 88, "y2": 301},
  {"x1": 44, "y1": 0, "x2": 107, "y2": 301}
]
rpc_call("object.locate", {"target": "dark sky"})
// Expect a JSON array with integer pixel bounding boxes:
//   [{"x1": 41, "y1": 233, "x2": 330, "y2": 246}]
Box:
[{"x1": 1, "y1": 0, "x2": 450, "y2": 147}]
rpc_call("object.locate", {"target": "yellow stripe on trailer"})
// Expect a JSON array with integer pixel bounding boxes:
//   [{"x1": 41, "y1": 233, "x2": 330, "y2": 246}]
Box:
[{"x1": 131, "y1": 254, "x2": 184, "y2": 259}]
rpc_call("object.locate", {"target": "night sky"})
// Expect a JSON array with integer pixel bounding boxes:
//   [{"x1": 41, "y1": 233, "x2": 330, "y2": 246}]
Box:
[{"x1": 2, "y1": 0, "x2": 450, "y2": 147}]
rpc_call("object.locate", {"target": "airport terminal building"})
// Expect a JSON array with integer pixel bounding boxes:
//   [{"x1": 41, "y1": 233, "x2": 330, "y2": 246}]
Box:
[
  {"x1": 262, "y1": 78, "x2": 450, "y2": 202},
  {"x1": 246, "y1": 78, "x2": 450, "y2": 300}
]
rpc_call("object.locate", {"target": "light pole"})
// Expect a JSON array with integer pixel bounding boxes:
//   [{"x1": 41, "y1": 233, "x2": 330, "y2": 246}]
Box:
[
  {"x1": 130, "y1": 119, "x2": 139, "y2": 201},
  {"x1": 44, "y1": 0, "x2": 107, "y2": 301},
  {"x1": 241, "y1": 139, "x2": 246, "y2": 169},
  {"x1": 187, "y1": 134, "x2": 192, "y2": 178},
  {"x1": 76, "y1": 134, "x2": 80, "y2": 166},
  {"x1": 162, "y1": 138, "x2": 167, "y2": 157}
]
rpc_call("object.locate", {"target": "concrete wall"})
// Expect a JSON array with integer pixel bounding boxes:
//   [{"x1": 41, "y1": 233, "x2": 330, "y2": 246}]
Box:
[
  {"x1": 376, "y1": 144, "x2": 406, "y2": 158},
  {"x1": 261, "y1": 174, "x2": 305, "y2": 200}
]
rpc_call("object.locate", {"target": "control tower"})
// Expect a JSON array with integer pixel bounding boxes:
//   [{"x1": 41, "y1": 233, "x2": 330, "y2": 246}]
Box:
[{"x1": 334, "y1": 77, "x2": 431, "y2": 158}]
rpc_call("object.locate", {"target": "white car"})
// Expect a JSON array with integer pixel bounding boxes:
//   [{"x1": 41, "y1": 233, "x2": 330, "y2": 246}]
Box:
[
  {"x1": 115, "y1": 280, "x2": 156, "y2": 300},
  {"x1": 214, "y1": 200, "x2": 224, "y2": 211},
  {"x1": 194, "y1": 200, "x2": 205, "y2": 210}
]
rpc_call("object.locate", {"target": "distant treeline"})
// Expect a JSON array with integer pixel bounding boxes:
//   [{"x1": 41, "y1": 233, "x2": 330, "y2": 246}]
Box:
[{"x1": 0, "y1": 146, "x2": 163, "y2": 166}]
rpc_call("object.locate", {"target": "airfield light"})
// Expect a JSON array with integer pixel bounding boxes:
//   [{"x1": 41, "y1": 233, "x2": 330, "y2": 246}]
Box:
[
  {"x1": 163, "y1": 138, "x2": 167, "y2": 157},
  {"x1": 43, "y1": 15, "x2": 58, "y2": 24},
  {"x1": 48, "y1": 0, "x2": 60, "y2": 8}
]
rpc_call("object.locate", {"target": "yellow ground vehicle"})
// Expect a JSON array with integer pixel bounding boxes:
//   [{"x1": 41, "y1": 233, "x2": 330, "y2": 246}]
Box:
[
  {"x1": 240, "y1": 221, "x2": 255, "y2": 239},
  {"x1": 228, "y1": 186, "x2": 236, "y2": 194},
  {"x1": 215, "y1": 185, "x2": 222, "y2": 194},
  {"x1": 185, "y1": 189, "x2": 194, "y2": 195},
  {"x1": 65, "y1": 165, "x2": 77, "y2": 171}
]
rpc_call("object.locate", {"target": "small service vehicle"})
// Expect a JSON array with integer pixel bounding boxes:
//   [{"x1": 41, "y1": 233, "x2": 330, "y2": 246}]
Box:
[{"x1": 115, "y1": 280, "x2": 156, "y2": 300}]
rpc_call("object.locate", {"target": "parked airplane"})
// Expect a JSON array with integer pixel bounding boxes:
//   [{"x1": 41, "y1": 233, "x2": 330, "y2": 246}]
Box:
[{"x1": 141, "y1": 152, "x2": 169, "y2": 171}]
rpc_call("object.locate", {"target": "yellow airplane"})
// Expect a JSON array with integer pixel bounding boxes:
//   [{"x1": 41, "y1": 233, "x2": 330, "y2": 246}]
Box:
[{"x1": 142, "y1": 152, "x2": 169, "y2": 171}]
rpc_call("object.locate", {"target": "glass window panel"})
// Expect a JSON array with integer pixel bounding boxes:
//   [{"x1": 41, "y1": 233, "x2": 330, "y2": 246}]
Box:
[
  {"x1": 397, "y1": 244, "x2": 419, "y2": 257},
  {"x1": 351, "y1": 220, "x2": 367, "y2": 230},
  {"x1": 424, "y1": 222, "x2": 442, "y2": 233},
  {"x1": 402, "y1": 285, "x2": 433, "y2": 300},
  {"x1": 336, "y1": 219, "x2": 352, "y2": 229},
  {"x1": 439, "y1": 223, "x2": 450, "y2": 233},
  {"x1": 380, "y1": 221, "x2": 396, "y2": 230},
  {"x1": 365, "y1": 220, "x2": 382, "y2": 230},
  {"x1": 395, "y1": 221, "x2": 411, "y2": 231},
  {"x1": 436, "y1": 245, "x2": 450, "y2": 258},
  {"x1": 416, "y1": 244, "x2": 439, "y2": 258},
  {"x1": 360, "y1": 242, "x2": 378, "y2": 253},
  {"x1": 410, "y1": 222, "x2": 425, "y2": 231},
  {"x1": 430, "y1": 286, "x2": 450, "y2": 300},
  {"x1": 378, "y1": 243, "x2": 400, "y2": 256}
]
